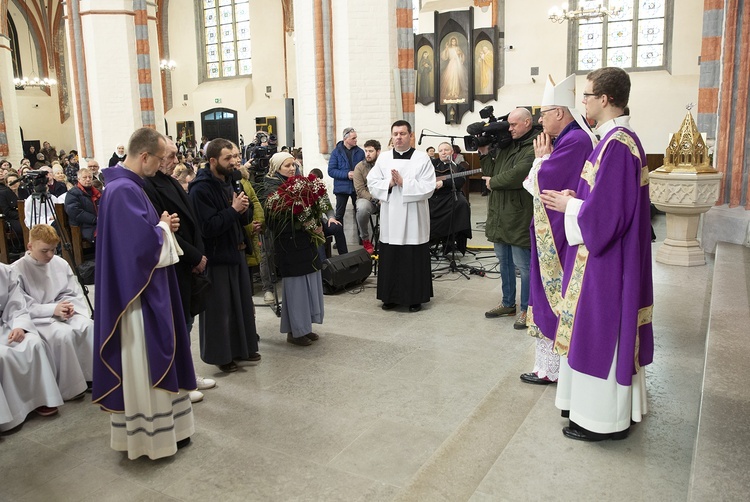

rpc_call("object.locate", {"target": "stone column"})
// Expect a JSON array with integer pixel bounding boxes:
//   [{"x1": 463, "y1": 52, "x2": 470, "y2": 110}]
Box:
[
  {"x1": 63, "y1": 0, "x2": 165, "y2": 162},
  {"x1": 699, "y1": 0, "x2": 750, "y2": 251},
  {"x1": 0, "y1": 0, "x2": 24, "y2": 163}
]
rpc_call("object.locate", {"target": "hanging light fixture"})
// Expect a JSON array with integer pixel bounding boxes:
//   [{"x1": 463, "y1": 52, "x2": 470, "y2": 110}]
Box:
[
  {"x1": 548, "y1": 3, "x2": 622, "y2": 23},
  {"x1": 160, "y1": 59, "x2": 177, "y2": 72},
  {"x1": 14, "y1": 28, "x2": 56, "y2": 89}
]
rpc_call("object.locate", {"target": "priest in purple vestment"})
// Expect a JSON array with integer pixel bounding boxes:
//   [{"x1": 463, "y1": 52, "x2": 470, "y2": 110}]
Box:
[
  {"x1": 92, "y1": 127, "x2": 197, "y2": 460},
  {"x1": 521, "y1": 74, "x2": 596, "y2": 386},
  {"x1": 540, "y1": 67, "x2": 653, "y2": 442}
]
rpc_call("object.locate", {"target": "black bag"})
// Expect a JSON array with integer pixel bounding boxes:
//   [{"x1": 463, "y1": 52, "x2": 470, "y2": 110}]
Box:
[
  {"x1": 77, "y1": 260, "x2": 96, "y2": 285},
  {"x1": 190, "y1": 273, "x2": 212, "y2": 316}
]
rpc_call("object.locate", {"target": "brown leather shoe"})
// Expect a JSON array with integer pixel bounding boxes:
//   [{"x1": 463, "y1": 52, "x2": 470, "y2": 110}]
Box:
[{"x1": 305, "y1": 333, "x2": 320, "y2": 341}]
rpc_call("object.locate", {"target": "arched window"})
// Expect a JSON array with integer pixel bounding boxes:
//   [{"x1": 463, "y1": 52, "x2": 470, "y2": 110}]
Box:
[
  {"x1": 7, "y1": 16, "x2": 23, "y2": 79},
  {"x1": 571, "y1": 0, "x2": 672, "y2": 73},
  {"x1": 202, "y1": 0, "x2": 252, "y2": 79}
]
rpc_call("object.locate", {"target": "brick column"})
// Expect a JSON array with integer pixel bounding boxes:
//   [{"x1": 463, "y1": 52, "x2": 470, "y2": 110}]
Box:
[
  {"x1": 0, "y1": 0, "x2": 22, "y2": 162},
  {"x1": 396, "y1": 0, "x2": 415, "y2": 126},
  {"x1": 64, "y1": 0, "x2": 165, "y2": 161}
]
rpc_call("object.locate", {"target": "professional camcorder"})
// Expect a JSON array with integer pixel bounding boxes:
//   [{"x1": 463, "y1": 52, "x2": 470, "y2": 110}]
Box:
[
  {"x1": 21, "y1": 170, "x2": 50, "y2": 193},
  {"x1": 245, "y1": 131, "x2": 278, "y2": 184},
  {"x1": 464, "y1": 106, "x2": 513, "y2": 152}
]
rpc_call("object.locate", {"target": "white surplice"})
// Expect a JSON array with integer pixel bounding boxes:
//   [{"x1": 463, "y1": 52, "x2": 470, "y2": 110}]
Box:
[
  {"x1": 367, "y1": 149, "x2": 436, "y2": 245},
  {"x1": 13, "y1": 254, "x2": 92, "y2": 400},
  {"x1": 0, "y1": 264, "x2": 63, "y2": 432}
]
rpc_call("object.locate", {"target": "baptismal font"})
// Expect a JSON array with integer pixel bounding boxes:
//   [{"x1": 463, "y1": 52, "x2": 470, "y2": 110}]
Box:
[{"x1": 649, "y1": 105, "x2": 723, "y2": 266}]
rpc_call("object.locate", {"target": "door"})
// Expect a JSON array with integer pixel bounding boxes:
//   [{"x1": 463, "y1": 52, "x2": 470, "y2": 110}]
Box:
[{"x1": 201, "y1": 108, "x2": 239, "y2": 146}]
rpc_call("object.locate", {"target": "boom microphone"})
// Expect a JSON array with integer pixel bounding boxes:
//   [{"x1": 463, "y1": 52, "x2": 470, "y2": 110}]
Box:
[{"x1": 418, "y1": 130, "x2": 424, "y2": 145}]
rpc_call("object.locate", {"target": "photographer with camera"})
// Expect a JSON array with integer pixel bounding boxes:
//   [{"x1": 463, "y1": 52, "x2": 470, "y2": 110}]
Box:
[{"x1": 479, "y1": 107, "x2": 540, "y2": 330}]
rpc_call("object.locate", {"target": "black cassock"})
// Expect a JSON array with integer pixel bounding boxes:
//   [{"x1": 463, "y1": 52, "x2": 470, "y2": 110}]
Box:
[{"x1": 428, "y1": 160, "x2": 472, "y2": 254}]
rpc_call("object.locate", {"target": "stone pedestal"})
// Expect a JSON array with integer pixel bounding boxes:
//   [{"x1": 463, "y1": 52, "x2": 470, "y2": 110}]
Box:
[{"x1": 649, "y1": 170, "x2": 723, "y2": 266}]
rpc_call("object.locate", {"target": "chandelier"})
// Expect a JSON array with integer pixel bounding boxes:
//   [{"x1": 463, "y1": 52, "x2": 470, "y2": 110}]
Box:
[
  {"x1": 548, "y1": 3, "x2": 622, "y2": 23},
  {"x1": 160, "y1": 59, "x2": 177, "y2": 72},
  {"x1": 14, "y1": 75, "x2": 56, "y2": 90}
]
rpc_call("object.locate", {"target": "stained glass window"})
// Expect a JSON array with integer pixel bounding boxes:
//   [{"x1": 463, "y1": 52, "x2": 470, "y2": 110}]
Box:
[
  {"x1": 574, "y1": 0, "x2": 669, "y2": 72},
  {"x1": 203, "y1": 0, "x2": 251, "y2": 79}
]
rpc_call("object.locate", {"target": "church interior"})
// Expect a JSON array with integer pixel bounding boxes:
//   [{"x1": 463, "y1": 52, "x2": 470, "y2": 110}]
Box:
[{"x1": 1, "y1": 0, "x2": 749, "y2": 500}]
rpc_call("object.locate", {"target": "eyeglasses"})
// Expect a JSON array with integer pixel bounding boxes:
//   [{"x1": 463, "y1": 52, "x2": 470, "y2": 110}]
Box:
[
  {"x1": 149, "y1": 153, "x2": 165, "y2": 162},
  {"x1": 539, "y1": 108, "x2": 560, "y2": 116},
  {"x1": 582, "y1": 93, "x2": 601, "y2": 100}
]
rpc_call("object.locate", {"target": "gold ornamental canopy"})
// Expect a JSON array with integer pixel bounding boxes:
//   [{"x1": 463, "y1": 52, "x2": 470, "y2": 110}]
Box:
[{"x1": 661, "y1": 107, "x2": 714, "y2": 173}]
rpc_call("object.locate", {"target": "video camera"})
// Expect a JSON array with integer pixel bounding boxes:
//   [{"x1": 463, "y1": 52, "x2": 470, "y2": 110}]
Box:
[
  {"x1": 464, "y1": 106, "x2": 513, "y2": 152},
  {"x1": 20, "y1": 170, "x2": 50, "y2": 194},
  {"x1": 245, "y1": 131, "x2": 278, "y2": 184}
]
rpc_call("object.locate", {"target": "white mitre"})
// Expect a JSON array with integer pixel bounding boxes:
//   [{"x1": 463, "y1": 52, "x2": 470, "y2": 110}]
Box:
[
  {"x1": 541, "y1": 74, "x2": 597, "y2": 145},
  {"x1": 542, "y1": 74, "x2": 576, "y2": 108}
]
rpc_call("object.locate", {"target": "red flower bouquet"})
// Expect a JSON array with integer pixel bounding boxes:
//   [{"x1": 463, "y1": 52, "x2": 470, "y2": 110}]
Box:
[{"x1": 265, "y1": 174, "x2": 333, "y2": 247}]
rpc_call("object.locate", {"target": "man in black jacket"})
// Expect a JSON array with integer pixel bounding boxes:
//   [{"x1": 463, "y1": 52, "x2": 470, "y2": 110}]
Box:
[
  {"x1": 189, "y1": 138, "x2": 260, "y2": 373},
  {"x1": 143, "y1": 138, "x2": 215, "y2": 401}
]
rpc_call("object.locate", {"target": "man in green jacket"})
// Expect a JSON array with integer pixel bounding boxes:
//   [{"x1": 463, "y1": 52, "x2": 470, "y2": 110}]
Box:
[{"x1": 480, "y1": 107, "x2": 540, "y2": 329}]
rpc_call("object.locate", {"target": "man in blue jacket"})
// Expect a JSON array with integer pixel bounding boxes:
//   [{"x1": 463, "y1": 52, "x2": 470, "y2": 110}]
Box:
[{"x1": 328, "y1": 127, "x2": 365, "y2": 226}]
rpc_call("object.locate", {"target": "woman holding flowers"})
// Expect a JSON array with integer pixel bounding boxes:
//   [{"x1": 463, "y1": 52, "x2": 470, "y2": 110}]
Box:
[{"x1": 264, "y1": 152, "x2": 337, "y2": 346}]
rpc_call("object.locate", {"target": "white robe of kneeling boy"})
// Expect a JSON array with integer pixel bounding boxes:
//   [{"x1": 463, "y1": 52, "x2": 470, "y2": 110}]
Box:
[
  {"x1": 13, "y1": 254, "x2": 92, "y2": 400},
  {"x1": 0, "y1": 264, "x2": 63, "y2": 432}
]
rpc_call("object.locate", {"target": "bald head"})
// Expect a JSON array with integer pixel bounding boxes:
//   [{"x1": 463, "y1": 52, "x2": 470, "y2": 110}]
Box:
[
  {"x1": 508, "y1": 107, "x2": 533, "y2": 140},
  {"x1": 159, "y1": 138, "x2": 179, "y2": 176}
]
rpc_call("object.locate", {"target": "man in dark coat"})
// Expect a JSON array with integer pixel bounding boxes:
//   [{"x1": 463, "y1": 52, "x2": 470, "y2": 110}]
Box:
[
  {"x1": 144, "y1": 139, "x2": 214, "y2": 400},
  {"x1": 189, "y1": 138, "x2": 260, "y2": 373}
]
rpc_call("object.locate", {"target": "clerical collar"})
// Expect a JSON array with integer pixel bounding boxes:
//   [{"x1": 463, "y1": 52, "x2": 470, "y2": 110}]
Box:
[
  {"x1": 596, "y1": 115, "x2": 632, "y2": 137},
  {"x1": 393, "y1": 148, "x2": 414, "y2": 160}
]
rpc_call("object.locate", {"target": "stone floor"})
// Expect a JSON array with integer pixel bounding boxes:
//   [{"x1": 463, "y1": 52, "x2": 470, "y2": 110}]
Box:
[{"x1": 0, "y1": 195, "x2": 714, "y2": 501}]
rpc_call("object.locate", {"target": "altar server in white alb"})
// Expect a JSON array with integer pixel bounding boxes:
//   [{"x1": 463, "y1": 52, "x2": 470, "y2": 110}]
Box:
[
  {"x1": 0, "y1": 263, "x2": 63, "y2": 432},
  {"x1": 13, "y1": 224, "x2": 91, "y2": 400},
  {"x1": 367, "y1": 120, "x2": 435, "y2": 313}
]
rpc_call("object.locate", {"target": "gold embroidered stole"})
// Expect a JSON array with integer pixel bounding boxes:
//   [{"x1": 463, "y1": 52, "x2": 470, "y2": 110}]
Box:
[
  {"x1": 527, "y1": 170, "x2": 565, "y2": 339},
  {"x1": 554, "y1": 129, "x2": 650, "y2": 357}
]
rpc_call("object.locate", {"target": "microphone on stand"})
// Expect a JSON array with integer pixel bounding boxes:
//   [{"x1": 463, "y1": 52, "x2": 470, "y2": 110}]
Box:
[{"x1": 418, "y1": 130, "x2": 425, "y2": 145}]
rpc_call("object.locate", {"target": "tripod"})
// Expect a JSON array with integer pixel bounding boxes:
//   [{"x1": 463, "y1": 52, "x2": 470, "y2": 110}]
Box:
[{"x1": 28, "y1": 189, "x2": 94, "y2": 315}]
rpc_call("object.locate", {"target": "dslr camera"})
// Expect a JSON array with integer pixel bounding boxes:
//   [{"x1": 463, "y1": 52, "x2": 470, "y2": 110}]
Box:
[
  {"x1": 246, "y1": 131, "x2": 278, "y2": 183},
  {"x1": 464, "y1": 106, "x2": 513, "y2": 152}
]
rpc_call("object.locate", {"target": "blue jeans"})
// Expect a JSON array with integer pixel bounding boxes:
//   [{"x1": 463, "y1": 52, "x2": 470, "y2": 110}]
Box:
[{"x1": 493, "y1": 242, "x2": 531, "y2": 311}]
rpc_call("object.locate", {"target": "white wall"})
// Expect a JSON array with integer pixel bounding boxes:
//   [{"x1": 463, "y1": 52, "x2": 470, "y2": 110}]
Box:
[
  {"x1": 164, "y1": 0, "x2": 293, "y2": 148},
  {"x1": 415, "y1": 0, "x2": 703, "y2": 154}
]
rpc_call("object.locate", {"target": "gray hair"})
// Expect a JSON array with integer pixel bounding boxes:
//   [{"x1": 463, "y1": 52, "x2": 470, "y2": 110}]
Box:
[{"x1": 342, "y1": 127, "x2": 356, "y2": 139}]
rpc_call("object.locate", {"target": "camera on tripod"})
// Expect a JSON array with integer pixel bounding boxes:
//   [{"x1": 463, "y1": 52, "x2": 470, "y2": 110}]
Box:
[
  {"x1": 21, "y1": 170, "x2": 50, "y2": 194},
  {"x1": 464, "y1": 106, "x2": 513, "y2": 152}
]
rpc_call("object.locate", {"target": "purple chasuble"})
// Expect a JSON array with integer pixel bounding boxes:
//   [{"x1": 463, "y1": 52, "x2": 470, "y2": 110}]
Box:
[
  {"x1": 92, "y1": 166, "x2": 196, "y2": 412},
  {"x1": 528, "y1": 123, "x2": 594, "y2": 341},
  {"x1": 556, "y1": 125, "x2": 654, "y2": 386}
]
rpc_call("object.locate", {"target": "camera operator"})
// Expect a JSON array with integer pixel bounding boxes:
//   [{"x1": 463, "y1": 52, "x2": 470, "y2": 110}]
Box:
[{"x1": 479, "y1": 107, "x2": 540, "y2": 330}]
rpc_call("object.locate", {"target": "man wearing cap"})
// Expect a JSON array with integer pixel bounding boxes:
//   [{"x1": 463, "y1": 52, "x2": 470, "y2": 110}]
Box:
[
  {"x1": 328, "y1": 127, "x2": 365, "y2": 227},
  {"x1": 519, "y1": 74, "x2": 596, "y2": 386},
  {"x1": 479, "y1": 108, "x2": 541, "y2": 330}
]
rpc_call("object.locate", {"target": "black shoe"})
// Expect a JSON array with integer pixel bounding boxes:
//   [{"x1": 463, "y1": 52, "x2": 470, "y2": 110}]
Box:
[
  {"x1": 381, "y1": 302, "x2": 397, "y2": 310},
  {"x1": 563, "y1": 421, "x2": 629, "y2": 442},
  {"x1": 218, "y1": 361, "x2": 238, "y2": 373},
  {"x1": 305, "y1": 332, "x2": 320, "y2": 341},
  {"x1": 235, "y1": 353, "x2": 261, "y2": 365},
  {"x1": 177, "y1": 437, "x2": 191, "y2": 449},
  {"x1": 519, "y1": 372, "x2": 556, "y2": 385},
  {"x1": 409, "y1": 304, "x2": 422, "y2": 312},
  {"x1": 287, "y1": 333, "x2": 312, "y2": 346}
]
